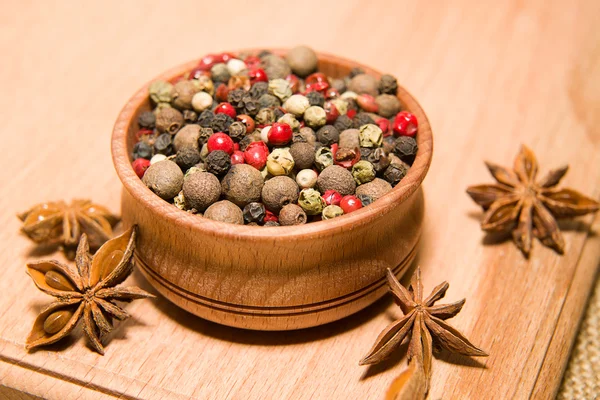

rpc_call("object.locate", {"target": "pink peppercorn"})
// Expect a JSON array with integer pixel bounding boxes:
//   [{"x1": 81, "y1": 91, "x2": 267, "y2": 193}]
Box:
[
  {"x1": 231, "y1": 150, "x2": 245, "y2": 165},
  {"x1": 244, "y1": 141, "x2": 269, "y2": 170},
  {"x1": 135, "y1": 128, "x2": 153, "y2": 141},
  {"x1": 264, "y1": 210, "x2": 278, "y2": 223},
  {"x1": 248, "y1": 68, "x2": 268, "y2": 84},
  {"x1": 376, "y1": 118, "x2": 391, "y2": 137},
  {"x1": 244, "y1": 55, "x2": 261, "y2": 69},
  {"x1": 215, "y1": 102, "x2": 236, "y2": 118},
  {"x1": 324, "y1": 101, "x2": 339, "y2": 124},
  {"x1": 197, "y1": 54, "x2": 219, "y2": 71},
  {"x1": 322, "y1": 190, "x2": 342, "y2": 206},
  {"x1": 340, "y1": 195, "x2": 363, "y2": 214},
  {"x1": 267, "y1": 123, "x2": 293, "y2": 146},
  {"x1": 207, "y1": 133, "x2": 235, "y2": 155},
  {"x1": 218, "y1": 52, "x2": 236, "y2": 63},
  {"x1": 132, "y1": 158, "x2": 151, "y2": 178},
  {"x1": 236, "y1": 114, "x2": 255, "y2": 133},
  {"x1": 393, "y1": 111, "x2": 418, "y2": 137},
  {"x1": 215, "y1": 83, "x2": 229, "y2": 102},
  {"x1": 285, "y1": 74, "x2": 300, "y2": 93},
  {"x1": 357, "y1": 94, "x2": 379, "y2": 113},
  {"x1": 347, "y1": 109, "x2": 357, "y2": 119}
]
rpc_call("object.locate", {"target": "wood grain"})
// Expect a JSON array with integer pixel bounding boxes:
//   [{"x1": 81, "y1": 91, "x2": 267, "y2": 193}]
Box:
[{"x1": 0, "y1": 1, "x2": 599, "y2": 399}]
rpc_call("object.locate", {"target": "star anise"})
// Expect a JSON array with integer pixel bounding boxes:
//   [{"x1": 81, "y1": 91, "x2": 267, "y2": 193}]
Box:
[
  {"x1": 467, "y1": 145, "x2": 599, "y2": 256},
  {"x1": 18, "y1": 199, "x2": 119, "y2": 258},
  {"x1": 25, "y1": 226, "x2": 153, "y2": 355},
  {"x1": 360, "y1": 268, "x2": 487, "y2": 399}
]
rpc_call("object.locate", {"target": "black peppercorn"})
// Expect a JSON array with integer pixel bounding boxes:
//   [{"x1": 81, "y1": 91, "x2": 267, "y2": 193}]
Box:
[
  {"x1": 197, "y1": 110, "x2": 215, "y2": 128},
  {"x1": 273, "y1": 107, "x2": 285, "y2": 120},
  {"x1": 206, "y1": 150, "x2": 231, "y2": 176},
  {"x1": 138, "y1": 111, "x2": 156, "y2": 129},
  {"x1": 175, "y1": 146, "x2": 201, "y2": 171},
  {"x1": 198, "y1": 127, "x2": 214, "y2": 146},
  {"x1": 258, "y1": 93, "x2": 280, "y2": 109},
  {"x1": 352, "y1": 112, "x2": 375, "y2": 129},
  {"x1": 316, "y1": 125, "x2": 340, "y2": 146},
  {"x1": 238, "y1": 135, "x2": 254, "y2": 152},
  {"x1": 133, "y1": 141, "x2": 152, "y2": 160},
  {"x1": 334, "y1": 115, "x2": 353, "y2": 132},
  {"x1": 249, "y1": 82, "x2": 269, "y2": 99},
  {"x1": 243, "y1": 202, "x2": 266, "y2": 224},
  {"x1": 382, "y1": 135, "x2": 396, "y2": 154},
  {"x1": 383, "y1": 163, "x2": 408, "y2": 186},
  {"x1": 393, "y1": 136, "x2": 418, "y2": 165},
  {"x1": 228, "y1": 88, "x2": 245, "y2": 107},
  {"x1": 349, "y1": 67, "x2": 365, "y2": 79},
  {"x1": 360, "y1": 147, "x2": 374, "y2": 161},
  {"x1": 379, "y1": 74, "x2": 398, "y2": 95},
  {"x1": 228, "y1": 121, "x2": 247, "y2": 142},
  {"x1": 242, "y1": 95, "x2": 259, "y2": 116},
  {"x1": 154, "y1": 133, "x2": 174, "y2": 156},
  {"x1": 211, "y1": 113, "x2": 234, "y2": 133},
  {"x1": 367, "y1": 148, "x2": 391, "y2": 174},
  {"x1": 356, "y1": 193, "x2": 374, "y2": 206},
  {"x1": 306, "y1": 91, "x2": 325, "y2": 107},
  {"x1": 182, "y1": 109, "x2": 198, "y2": 124},
  {"x1": 345, "y1": 98, "x2": 359, "y2": 114}
]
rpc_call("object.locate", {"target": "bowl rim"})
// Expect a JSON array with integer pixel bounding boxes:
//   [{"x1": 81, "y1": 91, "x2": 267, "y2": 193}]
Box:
[{"x1": 111, "y1": 49, "x2": 433, "y2": 239}]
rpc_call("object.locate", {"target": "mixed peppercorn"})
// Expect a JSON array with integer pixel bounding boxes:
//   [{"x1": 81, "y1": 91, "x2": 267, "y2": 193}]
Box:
[{"x1": 131, "y1": 46, "x2": 419, "y2": 226}]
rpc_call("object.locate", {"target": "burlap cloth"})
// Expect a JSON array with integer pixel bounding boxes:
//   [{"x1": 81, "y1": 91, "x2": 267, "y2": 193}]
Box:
[{"x1": 558, "y1": 275, "x2": 600, "y2": 399}]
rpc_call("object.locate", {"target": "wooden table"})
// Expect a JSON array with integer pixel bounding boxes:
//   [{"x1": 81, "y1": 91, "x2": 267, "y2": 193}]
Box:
[{"x1": 1, "y1": 1, "x2": 599, "y2": 399}]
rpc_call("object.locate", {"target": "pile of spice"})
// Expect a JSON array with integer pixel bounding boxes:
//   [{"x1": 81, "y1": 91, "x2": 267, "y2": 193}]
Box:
[{"x1": 131, "y1": 46, "x2": 419, "y2": 226}]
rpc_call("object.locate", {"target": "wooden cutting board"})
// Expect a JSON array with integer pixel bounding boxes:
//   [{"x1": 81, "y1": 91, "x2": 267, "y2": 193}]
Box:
[{"x1": 1, "y1": 1, "x2": 599, "y2": 399}]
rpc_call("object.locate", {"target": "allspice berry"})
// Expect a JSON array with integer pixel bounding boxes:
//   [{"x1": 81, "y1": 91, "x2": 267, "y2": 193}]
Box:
[
  {"x1": 261, "y1": 176, "x2": 299, "y2": 212},
  {"x1": 286, "y1": 46, "x2": 318, "y2": 77},
  {"x1": 293, "y1": 127, "x2": 317, "y2": 146},
  {"x1": 355, "y1": 178, "x2": 392, "y2": 201},
  {"x1": 172, "y1": 80, "x2": 200, "y2": 110},
  {"x1": 155, "y1": 107, "x2": 184, "y2": 134},
  {"x1": 221, "y1": 164, "x2": 264, "y2": 207},
  {"x1": 204, "y1": 200, "x2": 244, "y2": 225},
  {"x1": 183, "y1": 171, "x2": 221, "y2": 211},
  {"x1": 375, "y1": 94, "x2": 401, "y2": 118},
  {"x1": 348, "y1": 74, "x2": 379, "y2": 96},
  {"x1": 142, "y1": 160, "x2": 184, "y2": 200},
  {"x1": 317, "y1": 165, "x2": 356, "y2": 196},
  {"x1": 261, "y1": 54, "x2": 291, "y2": 80},
  {"x1": 279, "y1": 204, "x2": 307, "y2": 226},
  {"x1": 289, "y1": 142, "x2": 316, "y2": 170},
  {"x1": 338, "y1": 129, "x2": 360, "y2": 149},
  {"x1": 174, "y1": 124, "x2": 201, "y2": 151}
]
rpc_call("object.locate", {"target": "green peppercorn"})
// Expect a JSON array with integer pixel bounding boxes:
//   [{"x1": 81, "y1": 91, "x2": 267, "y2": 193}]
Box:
[
  {"x1": 383, "y1": 163, "x2": 408, "y2": 186},
  {"x1": 204, "y1": 200, "x2": 243, "y2": 225},
  {"x1": 283, "y1": 94, "x2": 310, "y2": 117},
  {"x1": 352, "y1": 160, "x2": 376, "y2": 185},
  {"x1": 289, "y1": 142, "x2": 316, "y2": 170},
  {"x1": 255, "y1": 108, "x2": 276, "y2": 125},
  {"x1": 174, "y1": 124, "x2": 201, "y2": 151},
  {"x1": 267, "y1": 148, "x2": 295, "y2": 176},
  {"x1": 268, "y1": 79, "x2": 292, "y2": 102},
  {"x1": 155, "y1": 107, "x2": 184, "y2": 134},
  {"x1": 261, "y1": 176, "x2": 299, "y2": 212},
  {"x1": 278, "y1": 113, "x2": 300, "y2": 131},
  {"x1": 298, "y1": 188, "x2": 326, "y2": 215},
  {"x1": 142, "y1": 160, "x2": 184, "y2": 200},
  {"x1": 317, "y1": 165, "x2": 356, "y2": 196},
  {"x1": 149, "y1": 80, "x2": 174, "y2": 104},
  {"x1": 206, "y1": 150, "x2": 231, "y2": 176},
  {"x1": 355, "y1": 178, "x2": 392, "y2": 201},
  {"x1": 314, "y1": 146, "x2": 334, "y2": 171},
  {"x1": 322, "y1": 205, "x2": 344, "y2": 220},
  {"x1": 172, "y1": 80, "x2": 200, "y2": 110},
  {"x1": 174, "y1": 190, "x2": 186, "y2": 210},
  {"x1": 375, "y1": 94, "x2": 401, "y2": 118},
  {"x1": 221, "y1": 164, "x2": 264, "y2": 207},
  {"x1": 348, "y1": 74, "x2": 379, "y2": 96},
  {"x1": 279, "y1": 204, "x2": 307, "y2": 226},
  {"x1": 359, "y1": 124, "x2": 383, "y2": 148},
  {"x1": 303, "y1": 106, "x2": 327, "y2": 129}
]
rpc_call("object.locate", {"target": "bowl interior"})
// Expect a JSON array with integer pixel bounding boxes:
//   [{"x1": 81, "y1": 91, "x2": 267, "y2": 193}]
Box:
[{"x1": 111, "y1": 49, "x2": 433, "y2": 239}]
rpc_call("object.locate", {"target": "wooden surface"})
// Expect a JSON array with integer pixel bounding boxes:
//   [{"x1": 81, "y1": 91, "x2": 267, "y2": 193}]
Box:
[
  {"x1": 1, "y1": 1, "x2": 599, "y2": 399},
  {"x1": 113, "y1": 52, "x2": 431, "y2": 330}
]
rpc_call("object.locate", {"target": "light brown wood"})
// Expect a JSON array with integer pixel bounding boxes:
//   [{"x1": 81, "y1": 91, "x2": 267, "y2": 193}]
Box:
[
  {"x1": 112, "y1": 51, "x2": 432, "y2": 330},
  {"x1": 1, "y1": 1, "x2": 599, "y2": 399}
]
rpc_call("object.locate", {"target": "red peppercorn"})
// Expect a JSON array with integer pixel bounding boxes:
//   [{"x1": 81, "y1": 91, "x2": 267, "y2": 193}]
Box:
[
  {"x1": 244, "y1": 55, "x2": 261, "y2": 69},
  {"x1": 231, "y1": 150, "x2": 245, "y2": 165},
  {"x1": 347, "y1": 109, "x2": 357, "y2": 119},
  {"x1": 357, "y1": 94, "x2": 379, "y2": 113},
  {"x1": 215, "y1": 83, "x2": 229, "y2": 102},
  {"x1": 376, "y1": 118, "x2": 392, "y2": 137},
  {"x1": 219, "y1": 52, "x2": 236, "y2": 63},
  {"x1": 306, "y1": 72, "x2": 327, "y2": 85},
  {"x1": 236, "y1": 114, "x2": 255, "y2": 133},
  {"x1": 264, "y1": 210, "x2": 278, "y2": 223},
  {"x1": 325, "y1": 87, "x2": 340, "y2": 99},
  {"x1": 322, "y1": 190, "x2": 342, "y2": 206},
  {"x1": 393, "y1": 111, "x2": 418, "y2": 137},
  {"x1": 188, "y1": 67, "x2": 211, "y2": 80},
  {"x1": 132, "y1": 158, "x2": 151, "y2": 179},
  {"x1": 215, "y1": 102, "x2": 237, "y2": 118},
  {"x1": 340, "y1": 195, "x2": 363, "y2": 214},
  {"x1": 135, "y1": 128, "x2": 153, "y2": 141},
  {"x1": 233, "y1": 143, "x2": 240, "y2": 151},
  {"x1": 267, "y1": 123, "x2": 293, "y2": 146},
  {"x1": 207, "y1": 132, "x2": 235, "y2": 155},
  {"x1": 198, "y1": 54, "x2": 219, "y2": 71},
  {"x1": 248, "y1": 68, "x2": 268, "y2": 84},
  {"x1": 324, "y1": 101, "x2": 340, "y2": 124},
  {"x1": 244, "y1": 141, "x2": 269, "y2": 170},
  {"x1": 285, "y1": 74, "x2": 300, "y2": 93},
  {"x1": 332, "y1": 145, "x2": 361, "y2": 168}
]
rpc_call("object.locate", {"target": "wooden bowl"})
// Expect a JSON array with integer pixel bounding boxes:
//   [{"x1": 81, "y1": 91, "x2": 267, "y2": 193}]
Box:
[{"x1": 111, "y1": 50, "x2": 433, "y2": 330}]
